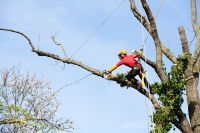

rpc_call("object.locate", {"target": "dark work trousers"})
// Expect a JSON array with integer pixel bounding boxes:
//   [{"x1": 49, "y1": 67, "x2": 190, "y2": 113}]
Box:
[{"x1": 126, "y1": 63, "x2": 151, "y2": 89}]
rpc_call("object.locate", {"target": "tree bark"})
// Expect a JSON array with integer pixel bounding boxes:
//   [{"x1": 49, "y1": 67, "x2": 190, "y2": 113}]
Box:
[{"x1": 186, "y1": 61, "x2": 200, "y2": 133}]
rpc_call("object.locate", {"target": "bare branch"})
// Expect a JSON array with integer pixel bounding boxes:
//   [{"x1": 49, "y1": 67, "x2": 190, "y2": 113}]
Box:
[
  {"x1": 140, "y1": 55, "x2": 157, "y2": 68},
  {"x1": 191, "y1": 0, "x2": 199, "y2": 31},
  {"x1": 191, "y1": 29, "x2": 200, "y2": 66},
  {"x1": 161, "y1": 43, "x2": 177, "y2": 63},
  {"x1": 129, "y1": 0, "x2": 151, "y2": 34},
  {"x1": 190, "y1": 0, "x2": 200, "y2": 65},
  {"x1": 178, "y1": 26, "x2": 190, "y2": 54},
  {"x1": 33, "y1": 48, "x2": 160, "y2": 109},
  {"x1": 32, "y1": 49, "x2": 103, "y2": 77},
  {"x1": 0, "y1": 28, "x2": 160, "y2": 110},
  {"x1": 51, "y1": 35, "x2": 67, "y2": 58},
  {"x1": 0, "y1": 28, "x2": 35, "y2": 50},
  {"x1": 139, "y1": 0, "x2": 162, "y2": 66},
  {"x1": 129, "y1": 0, "x2": 176, "y2": 64}
]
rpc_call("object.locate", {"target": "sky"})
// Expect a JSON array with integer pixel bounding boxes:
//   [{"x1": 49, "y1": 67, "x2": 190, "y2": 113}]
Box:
[{"x1": 0, "y1": 0, "x2": 199, "y2": 133}]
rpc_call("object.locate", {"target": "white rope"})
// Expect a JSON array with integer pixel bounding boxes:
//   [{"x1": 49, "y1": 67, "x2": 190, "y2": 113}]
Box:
[
  {"x1": 138, "y1": 1, "x2": 151, "y2": 132},
  {"x1": 69, "y1": 0, "x2": 126, "y2": 59},
  {"x1": 139, "y1": 0, "x2": 164, "y2": 132}
]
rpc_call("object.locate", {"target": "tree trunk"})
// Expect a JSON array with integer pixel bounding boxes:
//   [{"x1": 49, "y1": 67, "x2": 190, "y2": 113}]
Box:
[{"x1": 186, "y1": 62, "x2": 200, "y2": 133}]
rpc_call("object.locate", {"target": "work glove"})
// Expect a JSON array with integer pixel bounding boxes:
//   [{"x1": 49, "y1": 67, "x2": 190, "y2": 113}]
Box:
[
  {"x1": 139, "y1": 49, "x2": 143, "y2": 55},
  {"x1": 102, "y1": 70, "x2": 112, "y2": 79}
]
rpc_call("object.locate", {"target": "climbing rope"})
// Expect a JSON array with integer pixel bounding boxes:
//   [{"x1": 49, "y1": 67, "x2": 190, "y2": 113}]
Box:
[
  {"x1": 52, "y1": 73, "x2": 93, "y2": 95},
  {"x1": 69, "y1": 0, "x2": 126, "y2": 59},
  {"x1": 141, "y1": 0, "x2": 164, "y2": 49},
  {"x1": 139, "y1": 0, "x2": 164, "y2": 132},
  {"x1": 52, "y1": 0, "x2": 126, "y2": 95}
]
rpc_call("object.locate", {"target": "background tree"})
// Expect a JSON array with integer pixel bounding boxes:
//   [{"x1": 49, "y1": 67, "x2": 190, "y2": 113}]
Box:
[
  {"x1": 0, "y1": 66, "x2": 73, "y2": 133},
  {"x1": 0, "y1": 0, "x2": 199, "y2": 133}
]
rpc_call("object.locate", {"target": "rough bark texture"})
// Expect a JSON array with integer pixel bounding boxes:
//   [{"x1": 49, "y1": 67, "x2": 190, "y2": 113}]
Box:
[
  {"x1": 185, "y1": 0, "x2": 200, "y2": 133},
  {"x1": 186, "y1": 61, "x2": 200, "y2": 133},
  {"x1": 178, "y1": 26, "x2": 190, "y2": 54},
  {"x1": 1, "y1": 0, "x2": 200, "y2": 132},
  {"x1": 129, "y1": 0, "x2": 200, "y2": 132}
]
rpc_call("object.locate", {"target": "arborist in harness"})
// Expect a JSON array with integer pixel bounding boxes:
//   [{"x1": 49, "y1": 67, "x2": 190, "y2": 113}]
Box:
[{"x1": 106, "y1": 49, "x2": 155, "y2": 94}]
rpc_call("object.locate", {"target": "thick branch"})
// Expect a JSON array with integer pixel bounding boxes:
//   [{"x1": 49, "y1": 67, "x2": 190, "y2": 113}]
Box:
[
  {"x1": 191, "y1": 0, "x2": 199, "y2": 31},
  {"x1": 190, "y1": 0, "x2": 200, "y2": 65},
  {"x1": 191, "y1": 28, "x2": 200, "y2": 65},
  {"x1": 140, "y1": 0, "x2": 162, "y2": 66},
  {"x1": 129, "y1": 1, "x2": 177, "y2": 64},
  {"x1": 129, "y1": 0, "x2": 151, "y2": 34},
  {"x1": 178, "y1": 26, "x2": 190, "y2": 54},
  {"x1": 34, "y1": 49, "x2": 160, "y2": 108},
  {"x1": 135, "y1": 51, "x2": 157, "y2": 68},
  {"x1": 175, "y1": 107, "x2": 193, "y2": 133},
  {"x1": 161, "y1": 43, "x2": 177, "y2": 63},
  {"x1": 0, "y1": 28, "x2": 160, "y2": 110},
  {"x1": 32, "y1": 49, "x2": 103, "y2": 77}
]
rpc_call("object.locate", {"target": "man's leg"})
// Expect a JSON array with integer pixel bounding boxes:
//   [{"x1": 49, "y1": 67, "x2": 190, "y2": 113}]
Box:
[
  {"x1": 139, "y1": 74, "x2": 155, "y2": 94},
  {"x1": 138, "y1": 65, "x2": 156, "y2": 94},
  {"x1": 125, "y1": 70, "x2": 142, "y2": 88}
]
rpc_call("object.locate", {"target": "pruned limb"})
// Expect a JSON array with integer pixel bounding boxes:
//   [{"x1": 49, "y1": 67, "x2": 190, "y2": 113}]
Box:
[
  {"x1": 189, "y1": 0, "x2": 200, "y2": 66},
  {"x1": 191, "y1": 28, "x2": 200, "y2": 65},
  {"x1": 140, "y1": 55, "x2": 157, "y2": 68},
  {"x1": 161, "y1": 43, "x2": 177, "y2": 63},
  {"x1": 32, "y1": 49, "x2": 103, "y2": 77},
  {"x1": 178, "y1": 26, "x2": 191, "y2": 54},
  {"x1": 33, "y1": 48, "x2": 159, "y2": 109},
  {"x1": 135, "y1": 51, "x2": 157, "y2": 68},
  {"x1": 191, "y1": 0, "x2": 199, "y2": 31},
  {"x1": 0, "y1": 28, "x2": 160, "y2": 110},
  {"x1": 190, "y1": 0, "x2": 200, "y2": 65}
]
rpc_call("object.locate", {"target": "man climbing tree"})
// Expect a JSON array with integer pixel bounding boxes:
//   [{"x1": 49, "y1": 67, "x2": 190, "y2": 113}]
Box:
[
  {"x1": 0, "y1": 0, "x2": 200, "y2": 133},
  {"x1": 106, "y1": 49, "x2": 154, "y2": 94}
]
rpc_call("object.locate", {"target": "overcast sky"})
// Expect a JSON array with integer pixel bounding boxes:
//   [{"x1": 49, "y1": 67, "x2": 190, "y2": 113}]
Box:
[{"x1": 1, "y1": 0, "x2": 199, "y2": 133}]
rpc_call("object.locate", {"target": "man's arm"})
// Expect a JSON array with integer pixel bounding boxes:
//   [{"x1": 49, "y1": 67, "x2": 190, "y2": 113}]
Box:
[{"x1": 108, "y1": 64, "x2": 118, "y2": 73}]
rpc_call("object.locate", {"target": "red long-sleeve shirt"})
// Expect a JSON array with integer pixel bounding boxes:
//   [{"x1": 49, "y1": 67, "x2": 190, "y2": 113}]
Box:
[{"x1": 116, "y1": 54, "x2": 138, "y2": 68}]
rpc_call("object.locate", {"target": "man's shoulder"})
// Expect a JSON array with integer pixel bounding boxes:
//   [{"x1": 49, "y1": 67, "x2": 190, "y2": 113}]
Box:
[{"x1": 127, "y1": 54, "x2": 134, "y2": 58}]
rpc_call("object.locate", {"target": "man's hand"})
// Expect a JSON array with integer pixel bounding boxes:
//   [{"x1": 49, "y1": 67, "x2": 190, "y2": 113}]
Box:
[
  {"x1": 103, "y1": 70, "x2": 112, "y2": 79},
  {"x1": 106, "y1": 73, "x2": 112, "y2": 78},
  {"x1": 139, "y1": 49, "x2": 143, "y2": 55}
]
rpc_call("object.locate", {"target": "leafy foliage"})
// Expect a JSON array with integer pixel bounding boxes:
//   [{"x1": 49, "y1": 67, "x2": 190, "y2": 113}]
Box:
[
  {"x1": 151, "y1": 54, "x2": 189, "y2": 132},
  {"x1": 116, "y1": 73, "x2": 131, "y2": 88}
]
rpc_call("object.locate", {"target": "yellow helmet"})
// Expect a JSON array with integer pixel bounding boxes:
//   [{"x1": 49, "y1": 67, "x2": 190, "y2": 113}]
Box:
[{"x1": 118, "y1": 49, "x2": 127, "y2": 56}]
